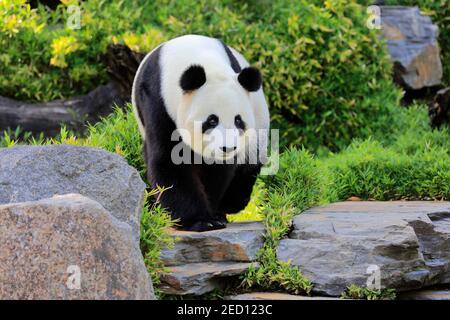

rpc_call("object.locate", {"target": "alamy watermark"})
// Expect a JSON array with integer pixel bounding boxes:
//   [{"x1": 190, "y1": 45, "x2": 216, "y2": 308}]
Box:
[
  {"x1": 366, "y1": 264, "x2": 381, "y2": 290},
  {"x1": 66, "y1": 5, "x2": 81, "y2": 30},
  {"x1": 66, "y1": 265, "x2": 81, "y2": 290},
  {"x1": 367, "y1": 5, "x2": 381, "y2": 30}
]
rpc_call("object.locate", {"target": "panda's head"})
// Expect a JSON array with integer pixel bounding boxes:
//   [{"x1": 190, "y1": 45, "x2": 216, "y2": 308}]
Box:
[{"x1": 177, "y1": 64, "x2": 262, "y2": 162}]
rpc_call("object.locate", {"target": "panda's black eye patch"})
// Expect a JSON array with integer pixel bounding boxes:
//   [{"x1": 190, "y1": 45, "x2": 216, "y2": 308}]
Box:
[
  {"x1": 235, "y1": 115, "x2": 246, "y2": 131},
  {"x1": 202, "y1": 114, "x2": 219, "y2": 133}
]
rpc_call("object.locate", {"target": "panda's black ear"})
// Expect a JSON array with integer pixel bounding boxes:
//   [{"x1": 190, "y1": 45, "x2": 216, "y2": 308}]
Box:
[
  {"x1": 180, "y1": 65, "x2": 206, "y2": 92},
  {"x1": 238, "y1": 67, "x2": 262, "y2": 92}
]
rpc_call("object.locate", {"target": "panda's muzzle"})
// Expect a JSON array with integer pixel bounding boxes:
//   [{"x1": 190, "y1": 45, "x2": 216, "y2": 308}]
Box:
[{"x1": 221, "y1": 146, "x2": 237, "y2": 153}]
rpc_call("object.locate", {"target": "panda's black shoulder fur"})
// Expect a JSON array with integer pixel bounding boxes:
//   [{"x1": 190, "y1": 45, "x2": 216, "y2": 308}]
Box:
[
  {"x1": 134, "y1": 40, "x2": 262, "y2": 232},
  {"x1": 218, "y1": 39, "x2": 242, "y2": 73}
]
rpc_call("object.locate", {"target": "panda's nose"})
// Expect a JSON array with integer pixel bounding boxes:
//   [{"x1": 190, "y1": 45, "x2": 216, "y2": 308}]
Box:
[{"x1": 221, "y1": 146, "x2": 237, "y2": 153}]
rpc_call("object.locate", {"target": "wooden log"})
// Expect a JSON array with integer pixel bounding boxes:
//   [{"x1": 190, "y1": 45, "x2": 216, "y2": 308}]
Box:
[
  {"x1": 0, "y1": 44, "x2": 145, "y2": 137},
  {"x1": 0, "y1": 82, "x2": 124, "y2": 136}
]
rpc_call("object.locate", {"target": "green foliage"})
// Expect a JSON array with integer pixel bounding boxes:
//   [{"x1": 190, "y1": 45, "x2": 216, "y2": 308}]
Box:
[
  {"x1": 322, "y1": 105, "x2": 450, "y2": 202},
  {"x1": 322, "y1": 139, "x2": 450, "y2": 201},
  {"x1": 140, "y1": 188, "x2": 175, "y2": 294},
  {"x1": 384, "y1": 0, "x2": 450, "y2": 85},
  {"x1": 389, "y1": 104, "x2": 450, "y2": 156},
  {"x1": 2, "y1": 0, "x2": 401, "y2": 151},
  {"x1": 242, "y1": 148, "x2": 323, "y2": 294},
  {"x1": 342, "y1": 284, "x2": 397, "y2": 300},
  {"x1": 0, "y1": 0, "x2": 164, "y2": 101}
]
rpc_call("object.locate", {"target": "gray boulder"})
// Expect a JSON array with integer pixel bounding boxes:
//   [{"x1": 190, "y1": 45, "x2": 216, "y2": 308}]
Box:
[
  {"x1": 0, "y1": 145, "x2": 146, "y2": 241},
  {"x1": 0, "y1": 194, "x2": 154, "y2": 299},
  {"x1": 381, "y1": 6, "x2": 442, "y2": 89},
  {"x1": 277, "y1": 201, "x2": 450, "y2": 296}
]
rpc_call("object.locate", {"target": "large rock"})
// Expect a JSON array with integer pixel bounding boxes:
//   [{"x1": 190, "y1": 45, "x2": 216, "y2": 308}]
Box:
[
  {"x1": 0, "y1": 194, "x2": 154, "y2": 299},
  {"x1": 161, "y1": 222, "x2": 265, "y2": 266},
  {"x1": 277, "y1": 201, "x2": 450, "y2": 296},
  {"x1": 381, "y1": 6, "x2": 442, "y2": 89},
  {"x1": 0, "y1": 145, "x2": 146, "y2": 241},
  {"x1": 159, "y1": 222, "x2": 264, "y2": 295}
]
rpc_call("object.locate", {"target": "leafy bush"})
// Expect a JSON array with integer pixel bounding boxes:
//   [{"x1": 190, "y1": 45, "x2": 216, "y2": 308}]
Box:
[
  {"x1": 384, "y1": 0, "x2": 450, "y2": 85},
  {"x1": 140, "y1": 188, "x2": 175, "y2": 293},
  {"x1": 322, "y1": 139, "x2": 450, "y2": 201},
  {"x1": 342, "y1": 284, "x2": 396, "y2": 300},
  {"x1": 0, "y1": 0, "x2": 164, "y2": 101},
  {"x1": 2, "y1": 0, "x2": 401, "y2": 151}
]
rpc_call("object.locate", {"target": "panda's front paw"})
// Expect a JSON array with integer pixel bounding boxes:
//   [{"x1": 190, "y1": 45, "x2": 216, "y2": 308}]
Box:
[{"x1": 181, "y1": 219, "x2": 226, "y2": 232}]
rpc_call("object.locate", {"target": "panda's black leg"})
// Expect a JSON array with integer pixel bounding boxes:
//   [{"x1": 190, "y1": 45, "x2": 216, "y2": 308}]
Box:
[
  {"x1": 218, "y1": 164, "x2": 261, "y2": 215},
  {"x1": 148, "y1": 157, "x2": 225, "y2": 231}
]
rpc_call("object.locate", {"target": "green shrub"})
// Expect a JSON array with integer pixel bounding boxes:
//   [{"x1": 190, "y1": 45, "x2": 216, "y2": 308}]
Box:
[
  {"x1": 388, "y1": 104, "x2": 450, "y2": 156},
  {"x1": 322, "y1": 139, "x2": 450, "y2": 201},
  {"x1": 0, "y1": 0, "x2": 163, "y2": 101},
  {"x1": 342, "y1": 284, "x2": 396, "y2": 300},
  {"x1": 140, "y1": 188, "x2": 175, "y2": 293},
  {"x1": 384, "y1": 0, "x2": 450, "y2": 85}
]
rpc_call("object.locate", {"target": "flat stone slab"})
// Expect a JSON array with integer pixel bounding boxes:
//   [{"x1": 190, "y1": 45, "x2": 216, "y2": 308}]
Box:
[
  {"x1": 161, "y1": 222, "x2": 265, "y2": 266},
  {"x1": 160, "y1": 262, "x2": 256, "y2": 295},
  {"x1": 277, "y1": 201, "x2": 450, "y2": 296},
  {"x1": 398, "y1": 289, "x2": 450, "y2": 300},
  {"x1": 225, "y1": 292, "x2": 340, "y2": 300}
]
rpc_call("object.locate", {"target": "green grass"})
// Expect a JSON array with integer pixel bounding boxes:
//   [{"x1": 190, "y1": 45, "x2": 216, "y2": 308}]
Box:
[
  {"x1": 342, "y1": 284, "x2": 397, "y2": 300},
  {"x1": 140, "y1": 188, "x2": 175, "y2": 295},
  {"x1": 241, "y1": 148, "x2": 324, "y2": 295}
]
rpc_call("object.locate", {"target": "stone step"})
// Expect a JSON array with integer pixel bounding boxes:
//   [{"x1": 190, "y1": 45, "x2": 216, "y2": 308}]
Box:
[
  {"x1": 277, "y1": 201, "x2": 450, "y2": 297},
  {"x1": 161, "y1": 221, "x2": 265, "y2": 266},
  {"x1": 398, "y1": 289, "x2": 450, "y2": 300},
  {"x1": 225, "y1": 292, "x2": 341, "y2": 300},
  {"x1": 160, "y1": 262, "x2": 257, "y2": 296}
]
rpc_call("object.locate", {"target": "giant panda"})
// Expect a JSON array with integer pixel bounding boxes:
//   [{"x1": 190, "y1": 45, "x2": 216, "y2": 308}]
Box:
[{"x1": 132, "y1": 34, "x2": 270, "y2": 232}]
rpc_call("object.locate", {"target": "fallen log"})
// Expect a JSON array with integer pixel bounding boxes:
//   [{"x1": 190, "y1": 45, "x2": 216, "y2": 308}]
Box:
[
  {"x1": 0, "y1": 82, "x2": 124, "y2": 136},
  {"x1": 0, "y1": 44, "x2": 146, "y2": 137}
]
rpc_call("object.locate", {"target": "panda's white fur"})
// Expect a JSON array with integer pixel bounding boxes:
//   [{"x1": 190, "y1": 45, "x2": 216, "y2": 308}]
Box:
[{"x1": 132, "y1": 34, "x2": 269, "y2": 163}]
